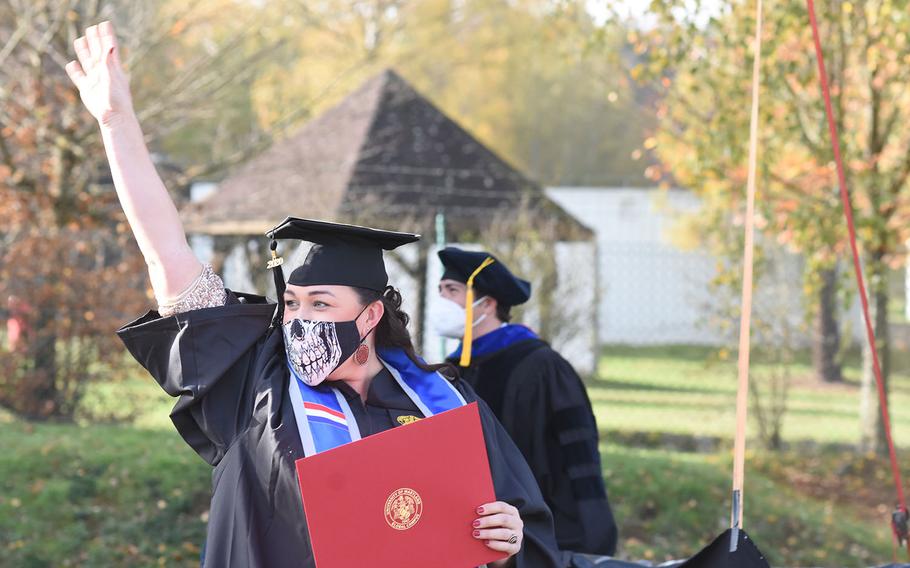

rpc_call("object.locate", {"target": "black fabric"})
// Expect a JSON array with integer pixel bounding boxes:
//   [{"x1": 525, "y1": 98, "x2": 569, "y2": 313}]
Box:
[
  {"x1": 438, "y1": 247, "x2": 532, "y2": 306},
  {"x1": 470, "y1": 338, "x2": 545, "y2": 417},
  {"x1": 117, "y1": 292, "x2": 567, "y2": 568},
  {"x1": 266, "y1": 217, "x2": 419, "y2": 291},
  {"x1": 451, "y1": 339, "x2": 618, "y2": 556},
  {"x1": 562, "y1": 439, "x2": 599, "y2": 469},
  {"x1": 573, "y1": 556, "x2": 669, "y2": 567},
  {"x1": 326, "y1": 367, "x2": 425, "y2": 435},
  {"x1": 570, "y1": 477, "x2": 607, "y2": 500},
  {"x1": 678, "y1": 529, "x2": 770, "y2": 568}
]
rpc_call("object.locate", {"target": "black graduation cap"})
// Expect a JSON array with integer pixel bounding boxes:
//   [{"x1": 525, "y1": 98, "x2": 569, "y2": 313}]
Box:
[
  {"x1": 265, "y1": 217, "x2": 420, "y2": 323},
  {"x1": 437, "y1": 247, "x2": 531, "y2": 307},
  {"x1": 268, "y1": 217, "x2": 419, "y2": 291}
]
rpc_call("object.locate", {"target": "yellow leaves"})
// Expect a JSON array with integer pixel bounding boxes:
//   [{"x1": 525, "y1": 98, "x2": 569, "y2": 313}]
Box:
[
  {"x1": 777, "y1": 199, "x2": 799, "y2": 213},
  {"x1": 169, "y1": 19, "x2": 187, "y2": 37},
  {"x1": 842, "y1": 2, "x2": 854, "y2": 15},
  {"x1": 868, "y1": 45, "x2": 881, "y2": 68},
  {"x1": 643, "y1": 137, "x2": 658, "y2": 150},
  {"x1": 665, "y1": 214, "x2": 705, "y2": 251}
]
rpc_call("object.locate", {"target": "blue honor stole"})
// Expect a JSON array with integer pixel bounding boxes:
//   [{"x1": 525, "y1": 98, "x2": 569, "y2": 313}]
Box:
[
  {"x1": 449, "y1": 323, "x2": 540, "y2": 362},
  {"x1": 287, "y1": 347, "x2": 467, "y2": 457}
]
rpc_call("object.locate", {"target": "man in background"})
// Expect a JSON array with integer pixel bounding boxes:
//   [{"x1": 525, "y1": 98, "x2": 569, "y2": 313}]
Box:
[{"x1": 435, "y1": 247, "x2": 618, "y2": 556}]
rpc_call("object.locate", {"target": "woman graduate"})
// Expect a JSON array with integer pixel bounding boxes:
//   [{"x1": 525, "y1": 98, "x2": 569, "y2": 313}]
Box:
[{"x1": 65, "y1": 21, "x2": 565, "y2": 568}]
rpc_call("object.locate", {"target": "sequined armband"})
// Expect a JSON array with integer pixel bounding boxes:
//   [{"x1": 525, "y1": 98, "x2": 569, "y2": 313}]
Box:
[{"x1": 157, "y1": 264, "x2": 227, "y2": 317}]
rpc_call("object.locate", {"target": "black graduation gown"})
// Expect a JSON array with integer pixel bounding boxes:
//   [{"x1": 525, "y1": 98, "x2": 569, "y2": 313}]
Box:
[
  {"x1": 450, "y1": 339, "x2": 618, "y2": 556},
  {"x1": 116, "y1": 291, "x2": 566, "y2": 568}
]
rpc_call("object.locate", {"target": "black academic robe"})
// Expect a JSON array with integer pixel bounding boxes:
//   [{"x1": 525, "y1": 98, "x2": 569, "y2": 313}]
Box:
[
  {"x1": 117, "y1": 291, "x2": 566, "y2": 568},
  {"x1": 450, "y1": 339, "x2": 618, "y2": 556}
]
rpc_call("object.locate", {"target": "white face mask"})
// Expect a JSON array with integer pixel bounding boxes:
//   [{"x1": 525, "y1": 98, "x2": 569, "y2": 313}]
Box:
[{"x1": 433, "y1": 296, "x2": 488, "y2": 339}]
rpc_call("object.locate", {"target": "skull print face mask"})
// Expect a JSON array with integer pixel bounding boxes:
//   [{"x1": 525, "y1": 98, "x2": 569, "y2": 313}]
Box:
[{"x1": 282, "y1": 306, "x2": 369, "y2": 386}]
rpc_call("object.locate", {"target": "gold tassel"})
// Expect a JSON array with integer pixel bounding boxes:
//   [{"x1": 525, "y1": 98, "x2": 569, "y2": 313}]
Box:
[{"x1": 459, "y1": 257, "x2": 496, "y2": 367}]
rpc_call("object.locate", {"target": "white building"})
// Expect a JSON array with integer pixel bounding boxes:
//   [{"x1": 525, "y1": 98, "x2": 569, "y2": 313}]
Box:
[
  {"x1": 547, "y1": 186, "x2": 724, "y2": 345},
  {"x1": 547, "y1": 186, "x2": 865, "y2": 347}
]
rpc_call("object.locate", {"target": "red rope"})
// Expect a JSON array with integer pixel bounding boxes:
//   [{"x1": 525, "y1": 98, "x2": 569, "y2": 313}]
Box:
[{"x1": 805, "y1": 0, "x2": 909, "y2": 555}]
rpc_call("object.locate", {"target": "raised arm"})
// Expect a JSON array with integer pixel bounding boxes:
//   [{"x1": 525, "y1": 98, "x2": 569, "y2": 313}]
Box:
[{"x1": 65, "y1": 21, "x2": 202, "y2": 303}]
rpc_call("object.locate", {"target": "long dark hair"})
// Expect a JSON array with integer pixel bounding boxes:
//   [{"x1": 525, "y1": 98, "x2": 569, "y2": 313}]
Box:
[{"x1": 354, "y1": 286, "x2": 457, "y2": 379}]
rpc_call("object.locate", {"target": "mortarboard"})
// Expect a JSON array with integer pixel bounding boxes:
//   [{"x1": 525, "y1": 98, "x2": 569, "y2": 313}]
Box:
[
  {"x1": 266, "y1": 217, "x2": 420, "y2": 324},
  {"x1": 437, "y1": 247, "x2": 531, "y2": 367},
  {"x1": 437, "y1": 248, "x2": 531, "y2": 308}
]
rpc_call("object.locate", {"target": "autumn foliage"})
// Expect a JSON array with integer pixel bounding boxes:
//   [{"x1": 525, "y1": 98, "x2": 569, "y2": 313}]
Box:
[{"x1": 0, "y1": 6, "x2": 149, "y2": 419}]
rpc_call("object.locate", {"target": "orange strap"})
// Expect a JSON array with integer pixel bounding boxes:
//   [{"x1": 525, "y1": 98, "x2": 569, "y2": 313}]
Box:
[{"x1": 731, "y1": 0, "x2": 763, "y2": 534}]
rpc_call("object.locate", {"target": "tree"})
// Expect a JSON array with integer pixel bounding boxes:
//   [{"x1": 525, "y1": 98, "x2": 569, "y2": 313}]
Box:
[
  {"x1": 706, "y1": 243, "x2": 801, "y2": 451},
  {"x1": 0, "y1": 0, "x2": 278, "y2": 419},
  {"x1": 624, "y1": 0, "x2": 910, "y2": 453},
  {"x1": 245, "y1": 0, "x2": 652, "y2": 186}
]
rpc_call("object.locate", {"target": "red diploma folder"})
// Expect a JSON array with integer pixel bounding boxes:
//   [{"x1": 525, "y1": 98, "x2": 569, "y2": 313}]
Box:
[{"x1": 295, "y1": 402, "x2": 508, "y2": 568}]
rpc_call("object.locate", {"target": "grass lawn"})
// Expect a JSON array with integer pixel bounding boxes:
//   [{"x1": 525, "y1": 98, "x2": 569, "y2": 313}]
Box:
[
  {"x1": 0, "y1": 416, "x2": 210, "y2": 567},
  {"x1": 594, "y1": 345, "x2": 910, "y2": 566},
  {"x1": 604, "y1": 444, "x2": 897, "y2": 566},
  {"x1": 1, "y1": 345, "x2": 908, "y2": 566},
  {"x1": 592, "y1": 345, "x2": 910, "y2": 446}
]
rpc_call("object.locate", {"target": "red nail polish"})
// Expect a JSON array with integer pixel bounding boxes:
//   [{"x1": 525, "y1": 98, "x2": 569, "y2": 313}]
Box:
[
  {"x1": 473, "y1": 520, "x2": 481, "y2": 527},
  {"x1": 473, "y1": 530, "x2": 480, "y2": 537},
  {"x1": 477, "y1": 506, "x2": 484, "y2": 514}
]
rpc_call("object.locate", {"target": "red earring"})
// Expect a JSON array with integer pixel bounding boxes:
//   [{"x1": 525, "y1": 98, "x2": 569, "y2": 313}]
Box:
[{"x1": 354, "y1": 343, "x2": 370, "y2": 366}]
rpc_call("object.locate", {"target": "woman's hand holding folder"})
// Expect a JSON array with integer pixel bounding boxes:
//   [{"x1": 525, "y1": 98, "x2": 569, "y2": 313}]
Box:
[{"x1": 474, "y1": 501, "x2": 523, "y2": 566}]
